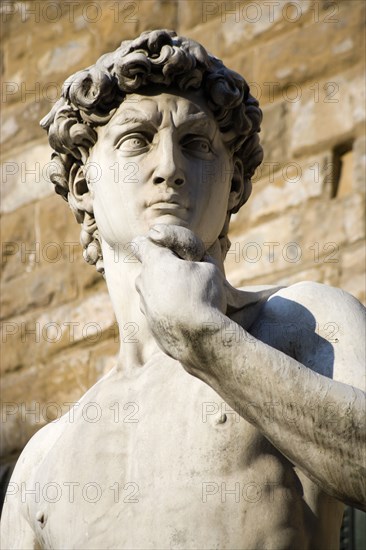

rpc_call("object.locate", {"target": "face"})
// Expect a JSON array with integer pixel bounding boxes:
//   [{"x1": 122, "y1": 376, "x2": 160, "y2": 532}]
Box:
[{"x1": 87, "y1": 89, "x2": 240, "y2": 250}]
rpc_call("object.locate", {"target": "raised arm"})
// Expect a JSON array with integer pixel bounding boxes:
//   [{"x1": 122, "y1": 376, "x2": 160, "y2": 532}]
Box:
[
  {"x1": 134, "y1": 227, "x2": 366, "y2": 511},
  {"x1": 185, "y1": 284, "x2": 366, "y2": 510}
]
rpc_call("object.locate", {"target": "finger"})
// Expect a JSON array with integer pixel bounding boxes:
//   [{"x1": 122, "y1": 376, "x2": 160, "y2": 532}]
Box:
[
  {"x1": 148, "y1": 224, "x2": 206, "y2": 261},
  {"x1": 131, "y1": 236, "x2": 146, "y2": 263},
  {"x1": 132, "y1": 234, "x2": 177, "y2": 265}
]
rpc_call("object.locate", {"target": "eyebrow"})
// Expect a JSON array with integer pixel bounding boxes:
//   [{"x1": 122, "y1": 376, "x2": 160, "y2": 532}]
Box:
[
  {"x1": 101, "y1": 109, "x2": 158, "y2": 143},
  {"x1": 177, "y1": 113, "x2": 216, "y2": 135},
  {"x1": 106, "y1": 108, "x2": 157, "y2": 127},
  {"x1": 103, "y1": 107, "x2": 217, "y2": 139}
]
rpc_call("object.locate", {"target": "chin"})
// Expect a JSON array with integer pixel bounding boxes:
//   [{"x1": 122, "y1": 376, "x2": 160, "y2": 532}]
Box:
[{"x1": 147, "y1": 215, "x2": 190, "y2": 228}]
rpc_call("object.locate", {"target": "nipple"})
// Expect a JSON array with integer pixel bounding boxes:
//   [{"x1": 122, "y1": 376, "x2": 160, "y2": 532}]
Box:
[
  {"x1": 215, "y1": 413, "x2": 227, "y2": 424},
  {"x1": 36, "y1": 510, "x2": 47, "y2": 529}
]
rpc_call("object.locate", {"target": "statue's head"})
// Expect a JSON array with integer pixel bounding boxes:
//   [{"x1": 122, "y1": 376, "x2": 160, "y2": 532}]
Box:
[{"x1": 41, "y1": 29, "x2": 263, "y2": 274}]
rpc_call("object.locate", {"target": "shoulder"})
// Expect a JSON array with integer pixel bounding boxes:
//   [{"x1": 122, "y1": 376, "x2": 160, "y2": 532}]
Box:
[
  {"x1": 5, "y1": 419, "x2": 65, "y2": 499},
  {"x1": 267, "y1": 281, "x2": 364, "y2": 315},
  {"x1": 259, "y1": 281, "x2": 365, "y2": 327},
  {"x1": 251, "y1": 281, "x2": 365, "y2": 388},
  {"x1": 1, "y1": 369, "x2": 119, "y2": 543},
  {"x1": 263, "y1": 282, "x2": 365, "y2": 341}
]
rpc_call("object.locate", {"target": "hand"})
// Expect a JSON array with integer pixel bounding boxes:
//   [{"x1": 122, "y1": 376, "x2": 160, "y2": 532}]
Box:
[{"x1": 133, "y1": 225, "x2": 227, "y2": 364}]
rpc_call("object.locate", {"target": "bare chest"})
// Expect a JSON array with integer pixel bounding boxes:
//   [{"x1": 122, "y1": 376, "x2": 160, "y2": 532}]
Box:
[{"x1": 30, "y1": 363, "x2": 319, "y2": 549}]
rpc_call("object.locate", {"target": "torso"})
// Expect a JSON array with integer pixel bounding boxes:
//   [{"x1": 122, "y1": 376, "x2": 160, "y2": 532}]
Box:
[{"x1": 24, "y1": 287, "x2": 345, "y2": 549}]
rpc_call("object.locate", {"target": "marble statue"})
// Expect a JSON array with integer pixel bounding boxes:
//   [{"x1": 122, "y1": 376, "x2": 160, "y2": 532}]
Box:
[{"x1": 1, "y1": 29, "x2": 365, "y2": 550}]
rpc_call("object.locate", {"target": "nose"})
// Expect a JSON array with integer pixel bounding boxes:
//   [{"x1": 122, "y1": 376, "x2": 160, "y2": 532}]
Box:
[{"x1": 152, "y1": 131, "x2": 185, "y2": 188}]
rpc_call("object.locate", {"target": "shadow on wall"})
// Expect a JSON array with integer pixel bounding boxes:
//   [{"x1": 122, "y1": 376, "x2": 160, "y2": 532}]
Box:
[{"x1": 0, "y1": 461, "x2": 17, "y2": 516}]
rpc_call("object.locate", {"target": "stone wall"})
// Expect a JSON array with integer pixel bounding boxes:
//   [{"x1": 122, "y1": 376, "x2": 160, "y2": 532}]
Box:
[{"x1": 1, "y1": 0, "x2": 365, "y2": 468}]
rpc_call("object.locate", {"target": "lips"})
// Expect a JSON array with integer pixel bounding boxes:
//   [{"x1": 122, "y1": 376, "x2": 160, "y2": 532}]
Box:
[{"x1": 147, "y1": 195, "x2": 188, "y2": 209}]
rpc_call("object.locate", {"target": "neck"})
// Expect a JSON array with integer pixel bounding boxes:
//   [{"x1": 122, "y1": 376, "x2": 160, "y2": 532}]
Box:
[
  {"x1": 102, "y1": 237, "x2": 226, "y2": 373},
  {"x1": 102, "y1": 241, "x2": 158, "y2": 372}
]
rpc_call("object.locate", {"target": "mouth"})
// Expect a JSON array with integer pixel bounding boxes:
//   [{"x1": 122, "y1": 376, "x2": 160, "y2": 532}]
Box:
[
  {"x1": 147, "y1": 196, "x2": 188, "y2": 211},
  {"x1": 149, "y1": 203, "x2": 186, "y2": 211}
]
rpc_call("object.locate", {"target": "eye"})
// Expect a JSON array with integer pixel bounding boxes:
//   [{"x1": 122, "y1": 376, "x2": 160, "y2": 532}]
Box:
[
  {"x1": 181, "y1": 136, "x2": 213, "y2": 156},
  {"x1": 116, "y1": 133, "x2": 150, "y2": 153}
]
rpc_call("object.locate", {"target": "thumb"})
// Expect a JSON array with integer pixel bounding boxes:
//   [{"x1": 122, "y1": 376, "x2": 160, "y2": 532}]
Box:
[
  {"x1": 148, "y1": 224, "x2": 206, "y2": 261},
  {"x1": 132, "y1": 235, "x2": 177, "y2": 264}
]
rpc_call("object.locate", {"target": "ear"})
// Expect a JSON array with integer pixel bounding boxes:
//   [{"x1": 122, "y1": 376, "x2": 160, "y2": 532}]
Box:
[
  {"x1": 227, "y1": 158, "x2": 245, "y2": 212},
  {"x1": 68, "y1": 165, "x2": 94, "y2": 223}
]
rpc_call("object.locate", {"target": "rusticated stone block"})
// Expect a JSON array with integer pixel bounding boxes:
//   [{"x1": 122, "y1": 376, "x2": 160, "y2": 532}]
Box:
[
  {"x1": 353, "y1": 135, "x2": 366, "y2": 195},
  {"x1": 187, "y1": 1, "x2": 313, "y2": 58},
  {"x1": 253, "y1": 1, "x2": 365, "y2": 96},
  {"x1": 0, "y1": 343, "x2": 118, "y2": 456},
  {"x1": 36, "y1": 193, "x2": 103, "y2": 292},
  {"x1": 289, "y1": 68, "x2": 365, "y2": 157},
  {"x1": 260, "y1": 100, "x2": 289, "y2": 165},
  {"x1": 135, "y1": 0, "x2": 178, "y2": 33},
  {"x1": 37, "y1": 35, "x2": 94, "y2": 78},
  {"x1": 342, "y1": 193, "x2": 365, "y2": 245},
  {"x1": 340, "y1": 244, "x2": 366, "y2": 304},
  {"x1": 226, "y1": 211, "x2": 303, "y2": 285},
  {"x1": 300, "y1": 199, "x2": 347, "y2": 252},
  {"x1": 0, "y1": 291, "x2": 116, "y2": 374},
  {"x1": 0, "y1": 100, "x2": 47, "y2": 156},
  {"x1": 0, "y1": 263, "x2": 78, "y2": 320},
  {"x1": 1, "y1": 142, "x2": 54, "y2": 214},
  {"x1": 246, "y1": 152, "x2": 331, "y2": 225},
  {"x1": 1, "y1": 203, "x2": 36, "y2": 282},
  {"x1": 36, "y1": 194, "x2": 81, "y2": 266},
  {"x1": 178, "y1": 0, "x2": 221, "y2": 31}
]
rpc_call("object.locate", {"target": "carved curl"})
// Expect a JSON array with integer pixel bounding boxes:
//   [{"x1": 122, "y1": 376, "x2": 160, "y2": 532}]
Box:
[{"x1": 40, "y1": 29, "x2": 263, "y2": 273}]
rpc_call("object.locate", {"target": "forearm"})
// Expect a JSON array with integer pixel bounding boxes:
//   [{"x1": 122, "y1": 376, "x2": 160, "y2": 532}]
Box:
[
  {"x1": 184, "y1": 312, "x2": 366, "y2": 509},
  {"x1": 134, "y1": 228, "x2": 366, "y2": 508}
]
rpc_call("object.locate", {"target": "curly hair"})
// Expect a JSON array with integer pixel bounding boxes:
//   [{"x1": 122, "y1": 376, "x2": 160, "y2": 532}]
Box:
[{"x1": 40, "y1": 29, "x2": 263, "y2": 274}]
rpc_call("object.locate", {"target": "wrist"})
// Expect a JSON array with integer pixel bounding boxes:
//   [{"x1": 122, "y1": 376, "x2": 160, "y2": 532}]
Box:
[{"x1": 178, "y1": 308, "x2": 229, "y2": 378}]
